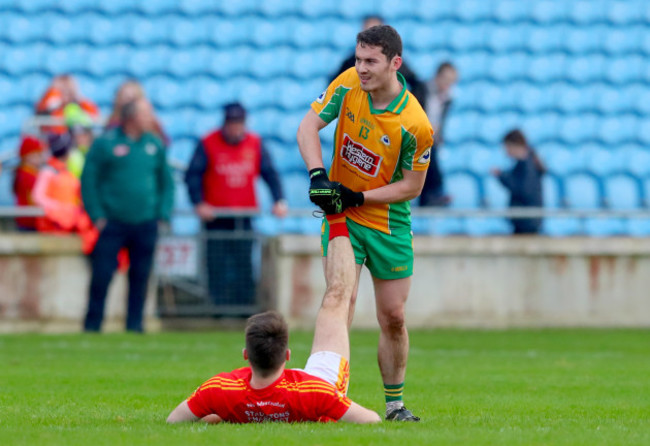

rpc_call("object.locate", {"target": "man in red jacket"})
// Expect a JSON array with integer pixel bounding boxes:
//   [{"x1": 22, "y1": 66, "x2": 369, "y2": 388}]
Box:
[
  {"x1": 13, "y1": 136, "x2": 45, "y2": 231},
  {"x1": 185, "y1": 103, "x2": 287, "y2": 310}
]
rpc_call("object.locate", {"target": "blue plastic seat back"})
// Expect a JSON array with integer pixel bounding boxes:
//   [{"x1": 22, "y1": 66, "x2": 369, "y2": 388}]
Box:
[
  {"x1": 446, "y1": 171, "x2": 482, "y2": 209},
  {"x1": 564, "y1": 172, "x2": 603, "y2": 210},
  {"x1": 603, "y1": 173, "x2": 642, "y2": 210}
]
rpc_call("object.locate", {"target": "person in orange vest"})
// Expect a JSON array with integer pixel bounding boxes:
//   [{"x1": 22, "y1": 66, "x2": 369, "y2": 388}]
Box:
[
  {"x1": 32, "y1": 133, "x2": 87, "y2": 233},
  {"x1": 13, "y1": 136, "x2": 46, "y2": 231}
]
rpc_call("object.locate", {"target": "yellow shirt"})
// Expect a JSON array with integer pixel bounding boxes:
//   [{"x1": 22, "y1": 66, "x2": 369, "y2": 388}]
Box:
[{"x1": 312, "y1": 67, "x2": 434, "y2": 234}]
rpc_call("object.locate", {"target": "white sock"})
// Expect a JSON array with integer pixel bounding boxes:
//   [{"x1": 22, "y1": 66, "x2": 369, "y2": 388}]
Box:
[{"x1": 386, "y1": 401, "x2": 404, "y2": 413}]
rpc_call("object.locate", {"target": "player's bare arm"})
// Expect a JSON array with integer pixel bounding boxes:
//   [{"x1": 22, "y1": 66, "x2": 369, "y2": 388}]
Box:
[
  {"x1": 361, "y1": 169, "x2": 428, "y2": 205},
  {"x1": 167, "y1": 400, "x2": 223, "y2": 424},
  {"x1": 297, "y1": 109, "x2": 328, "y2": 171},
  {"x1": 340, "y1": 401, "x2": 382, "y2": 424}
]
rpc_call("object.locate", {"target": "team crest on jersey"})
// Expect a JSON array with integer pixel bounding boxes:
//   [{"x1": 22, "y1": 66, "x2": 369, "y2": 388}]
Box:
[
  {"x1": 417, "y1": 147, "x2": 432, "y2": 164},
  {"x1": 316, "y1": 90, "x2": 326, "y2": 104},
  {"x1": 113, "y1": 144, "x2": 129, "y2": 157},
  {"x1": 145, "y1": 143, "x2": 157, "y2": 155},
  {"x1": 380, "y1": 135, "x2": 390, "y2": 146},
  {"x1": 340, "y1": 134, "x2": 383, "y2": 177}
]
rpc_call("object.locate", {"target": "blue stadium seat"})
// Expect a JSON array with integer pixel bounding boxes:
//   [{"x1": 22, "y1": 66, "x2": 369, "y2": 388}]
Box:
[
  {"x1": 193, "y1": 112, "x2": 218, "y2": 139},
  {"x1": 602, "y1": 27, "x2": 642, "y2": 55},
  {"x1": 486, "y1": 24, "x2": 528, "y2": 53},
  {"x1": 407, "y1": 52, "x2": 437, "y2": 82},
  {"x1": 622, "y1": 146, "x2": 650, "y2": 177},
  {"x1": 603, "y1": 173, "x2": 643, "y2": 210},
  {"x1": 254, "y1": 215, "x2": 280, "y2": 236},
  {"x1": 178, "y1": 0, "x2": 220, "y2": 16},
  {"x1": 3, "y1": 13, "x2": 44, "y2": 43},
  {"x1": 449, "y1": 25, "x2": 486, "y2": 52},
  {"x1": 419, "y1": 217, "x2": 466, "y2": 236},
  {"x1": 44, "y1": 14, "x2": 90, "y2": 45},
  {"x1": 298, "y1": 0, "x2": 338, "y2": 18},
  {"x1": 604, "y1": 56, "x2": 644, "y2": 85},
  {"x1": 170, "y1": 215, "x2": 200, "y2": 236},
  {"x1": 290, "y1": 48, "x2": 337, "y2": 79},
  {"x1": 12, "y1": 0, "x2": 54, "y2": 13},
  {"x1": 191, "y1": 77, "x2": 225, "y2": 111},
  {"x1": 250, "y1": 18, "x2": 292, "y2": 48},
  {"x1": 626, "y1": 218, "x2": 650, "y2": 237},
  {"x1": 406, "y1": 22, "x2": 448, "y2": 52},
  {"x1": 563, "y1": 26, "x2": 604, "y2": 54},
  {"x1": 566, "y1": 55, "x2": 606, "y2": 83},
  {"x1": 57, "y1": 0, "x2": 99, "y2": 14},
  {"x1": 208, "y1": 47, "x2": 250, "y2": 78},
  {"x1": 595, "y1": 85, "x2": 630, "y2": 114},
  {"x1": 85, "y1": 45, "x2": 129, "y2": 77},
  {"x1": 446, "y1": 171, "x2": 483, "y2": 209},
  {"x1": 170, "y1": 18, "x2": 208, "y2": 48},
  {"x1": 453, "y1": 0, "x2": 493, "y2": 21},
  {"x1": 558, "y1": 114, "x2": 597, "y2": 145},
  {"x1": 465, "y1": 217, "x2": 511, "y2": 236},
  {"x1": 554, "y1": 83, "x2": 595, "y2": 114},
  {"x1": 248, "y1": 48, "x2": 291, "y2": 79},
  {"x1": 145, "y1": 76, "x2": 185, "y2": 110},
  {"x1": 257, "y1": 0, "x2": 295, "y2": 17},
  {"x1": 128, "y1": 17, "x2": 168, "y2": 46},
  {"x1": 248, "y1": 109, "x2": 279, "y2": 139},
  {"x1": 637, "y1": 121, "x2": 650, "y2": 146},
  {"x1": 208, "y1": 18, "x2": 251, "y2": 48},
  {"x1": 527, "y1": 54, "x2": 567, "y2": 83},
  {"x1": 169, "y1": 138, "x2": 196, "y2": 165},
  {"x1": 525, "y1": 25, "x2": 564, "y2": 53},
  {"x1": 330, "y1": 21, "x2": 359, "y2": 51},
  {"x1": 282, "y1": 172, "x2": 311, "y2": 209},
  {"x1": 438, "y1": 145, "x2": 474, "y2": 173},
  {"x1": 2, "y1": 44, "x2": 48, "y2": 76},
  {"x1": 276, "y1": 112, "x2": 304, "y2": 144},
  {"x1": 168, "y1": 47, "x2": 212, "y2": 78},
  {"x1": 483, "y1": 176, "x2": 510, "y2": 209},
  {"x1": 488, "y1": 53, "x2": 528, "y2": 83},
  {"x1": 531, "y1": 0, "x2": 569, "y2": 23},
  {"x1": 137, "y1": 0, "x2": 178, "y2": 15},
  {"x1": 515, "y1": 84, "x2": 552, "y2": 114},
  {"x1": 127, "y1": 46, "x2": 172, "y2": 78},
  {"x1": 543, "y1": 174, "x2": 563, "y2": 209},
  {"x1": 606, "y1": 1, "x2": 644, "y2": 25},
  {"x1": 543, "y1": 218, "x2": 582, "y2": 237},
  {"x1": 584, "y1": 146, "x2": 624, "y2": 177},
  {"x1": 454, "y1": 52, "x2": 489, "y2": 82},
  {"x1": 598, "y1": 115, "x2": 637, "y2": 146},
  {"x1": 274, "y1": 78, "x2": 320, "y2": 111},
  {"x1": 477, "y1": 114, "x2": 518, "y2": 146},
  {"x1": 240, "y1": 80, "x2": 274, "y2": 110},
  {"x1": 88, "y1": 16, "x2": 126, "y2": 46},
  {"x1": 336, "y1": 0, "x2": 376, "y2": 19},
  {"x1": 632, "y1": 86, "x2": 650, "y2": 115},
  {"x1": 569, "y1": 0, "x2": 606, "y2": 24},
  {"x1": 444, "y1": 111, "x2": 479, "y2": 145},
  {"x1": 467, "y1": 147, "x2": 510, "y2": 177},
  {"x1": 0, "y1": 105, "x2": 30, "y2": 138},
  {"x1": 564, "y1": 172, "x2": 603, "y2": 209},
  {"x1": 544, "y1": 148, "x2": 582, "y2": 177},
  {"x1": 493, "y1": 0, "x2": 529, "y2": 23},
  {"x1": 45, "y1": 45, "x2": 92, "y2": 75}
]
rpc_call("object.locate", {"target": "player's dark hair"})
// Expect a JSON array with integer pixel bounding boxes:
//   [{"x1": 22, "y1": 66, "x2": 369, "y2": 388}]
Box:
[
  {"x1": 436, "y1": 61, "x2": 456, "y2": 76},
  {"x1": 245, "y1": 311, "x2": 289, "y2": 377},
  {"x1": 357, "y1": 25, "x2": 402, "y2": 61},
  {"x1": 503, "y1": 129, "x2": 546, "y2": 174}
]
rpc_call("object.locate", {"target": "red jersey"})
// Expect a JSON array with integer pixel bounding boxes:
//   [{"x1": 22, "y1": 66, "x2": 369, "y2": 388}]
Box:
[
  {"x1": 201, "y1": 130, "x2": 262, "y2": 209},
  {"x1": 13, "y1": 164, "x2": 39, "y2": 230},
  {"x1": 186, "y1": 367, "x2": 352, "y2": 423}
]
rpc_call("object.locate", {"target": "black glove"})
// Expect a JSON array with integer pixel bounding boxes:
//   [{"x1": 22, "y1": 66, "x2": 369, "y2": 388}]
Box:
[
  {"x1": 309, "y1": 168, "x2": 336, "y2": 207},
  {"x1": 337, "y1": 183, "x2": 364, "y2": 209}
]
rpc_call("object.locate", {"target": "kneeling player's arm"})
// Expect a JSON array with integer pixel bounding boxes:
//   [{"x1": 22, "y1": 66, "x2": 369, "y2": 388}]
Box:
[
  {"x1": 362, "y1": 169, "x2": 427, "y2": 205},
  {"x1": 167, "y1": 400, "x2": 222, "y2": 424},
  {"x1": 339, "y1": 402, "x2": 382, "y2": 424}
]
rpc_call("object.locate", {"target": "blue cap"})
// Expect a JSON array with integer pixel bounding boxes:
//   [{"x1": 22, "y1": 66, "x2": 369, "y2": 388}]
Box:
[{"x1": 223, "y1": 102, "x2": 246, "y2": 122}]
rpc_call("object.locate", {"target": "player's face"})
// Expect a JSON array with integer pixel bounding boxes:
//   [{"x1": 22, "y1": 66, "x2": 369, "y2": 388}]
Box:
[
  {"x1": 355, "y1": 43, "x2": 400, "y2": 93},
  {"x1": 223, "y1": 120, "x2": 246, "y2": 144}
]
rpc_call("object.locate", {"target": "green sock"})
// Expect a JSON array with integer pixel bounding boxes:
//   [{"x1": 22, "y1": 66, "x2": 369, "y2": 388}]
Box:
[{"x1": 384, "y1": 382, "x2": 404, "y2": 404}]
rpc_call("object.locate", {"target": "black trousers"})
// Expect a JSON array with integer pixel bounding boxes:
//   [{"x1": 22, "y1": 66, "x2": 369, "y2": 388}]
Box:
[
  {"x1": 205, "y1": 217, "x2": 256, "y2": 307},
  {"x1": 84, "y1": 220, "x2": 158, "y2": 332},
  {"x1": 419, "y1": 145, "x2": 446, "y2": 206}
]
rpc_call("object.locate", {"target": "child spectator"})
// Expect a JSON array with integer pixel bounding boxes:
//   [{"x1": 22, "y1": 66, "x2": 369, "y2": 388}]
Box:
[
  {"x1": 491, "y1": 129, "x2": 545, "y2": 234},
  {"x1": 13, "y1": 136, "x2": 45, "y2": 231},
  {"x1": 32, "y1": 133, "x2": 88, "y2": 233}
]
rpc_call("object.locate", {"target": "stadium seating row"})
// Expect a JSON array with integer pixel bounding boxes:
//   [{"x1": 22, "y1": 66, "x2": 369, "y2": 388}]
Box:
[{"x1": 2, "y1": 0, "x2": 650, "y2": 26}]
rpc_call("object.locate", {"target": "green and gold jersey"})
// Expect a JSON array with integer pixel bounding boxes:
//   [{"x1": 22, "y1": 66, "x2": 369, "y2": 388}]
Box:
[{"x1": 312, "y1": 67, "x2": 434, "y2": 234}]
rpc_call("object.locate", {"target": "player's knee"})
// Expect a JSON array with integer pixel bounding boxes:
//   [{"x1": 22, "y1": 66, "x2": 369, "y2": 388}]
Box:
[
  {"x1": 379, "y1": 308, "x2": 405, "y2": 333},
  {"x1": 322, "y1": 281, "x2": 351, "y2": 309}
]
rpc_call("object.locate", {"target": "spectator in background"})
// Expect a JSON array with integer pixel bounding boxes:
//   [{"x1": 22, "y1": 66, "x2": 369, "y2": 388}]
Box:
[
  {"x1": 35, "y1": 74, "x2": 99, "y2": 134},
  {"x1": 107, "y1": 80, "x2": 169, "y2": 146},
  {"x1": 64, "y1": 103, "x2": 95, "y2": 178},
  {"x1": 185, "y1": 102, "x2": 287, "y2": 309},
  {"x1": 330, "y1": 15, "x2": 427, "y2": 107},
  {"x1": 13, "y1": 136, "x2": 45, "y2": 231},
  {"x1": 32, "y1": 132, "x2": 87, "y2": 233},
  {"x1": 81, "y1": 97, "x2": 174, "y2": 332},
  {"x1": 419, "y1": 62, "x2": 458, "y2": 207},
  {"x1": 491, "y1": 129, "x2": 545, "y2": 235}
]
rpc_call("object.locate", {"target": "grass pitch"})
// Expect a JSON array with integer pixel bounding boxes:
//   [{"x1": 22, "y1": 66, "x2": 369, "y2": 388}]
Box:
[{"x1": 1, "y1": 329, "x2": 648, "y2": 445}]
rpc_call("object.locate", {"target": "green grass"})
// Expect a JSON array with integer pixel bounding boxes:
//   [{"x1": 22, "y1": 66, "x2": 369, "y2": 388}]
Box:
[{"x1": 1, "y1": 329, "x2": 649, "y2": 446}]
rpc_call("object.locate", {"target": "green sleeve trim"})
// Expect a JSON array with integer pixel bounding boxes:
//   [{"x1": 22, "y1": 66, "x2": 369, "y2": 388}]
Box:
[
  {"x1": 399, "y1": 126, "x2": 418, "y2": 171},
  {"x1": 318, "y1": 85, "x2": 350, "y2": 123}
]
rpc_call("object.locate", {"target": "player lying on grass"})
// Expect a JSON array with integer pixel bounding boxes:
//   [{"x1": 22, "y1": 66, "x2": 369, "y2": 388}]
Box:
[{"x1": 167, "y1": 214, "x2": 381, "y2": 424}]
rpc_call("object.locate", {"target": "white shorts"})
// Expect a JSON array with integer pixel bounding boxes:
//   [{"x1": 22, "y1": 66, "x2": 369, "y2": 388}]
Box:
[{"x1": 302, "y1": 351, "x2": 350, "y2": 396}]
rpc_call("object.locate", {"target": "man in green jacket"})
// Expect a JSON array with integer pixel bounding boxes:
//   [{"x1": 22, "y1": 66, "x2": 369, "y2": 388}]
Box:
[{"x1": 81, "y1": 97, "x2": 174, "y2": 332}]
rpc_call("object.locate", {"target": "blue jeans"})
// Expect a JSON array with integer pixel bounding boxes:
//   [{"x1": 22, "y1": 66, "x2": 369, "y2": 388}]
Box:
[{"x1": 84, "y1": 220, "x2": 158, "y2": 332}]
